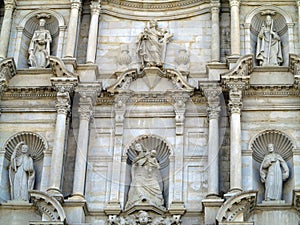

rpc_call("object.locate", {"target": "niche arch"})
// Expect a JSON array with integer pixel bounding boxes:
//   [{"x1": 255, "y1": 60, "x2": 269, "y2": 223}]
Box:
[
  {"x1": 123, "y1": 135, "x2": 173, "y2": 208},
  {"x1": 249, "y1": 129, "x2": 295, "y2": 203},
  {"x1": 14, "y1": 10, "x2": 66, "y2": 68},
  {"x1": 244, "y1": 6, "x2": 295, "y2": 66}
]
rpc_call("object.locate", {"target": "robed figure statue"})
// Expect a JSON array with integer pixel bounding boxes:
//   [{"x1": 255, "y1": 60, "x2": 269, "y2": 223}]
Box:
[
  {"x1": 125, "y1": 143, "x2": 164, "y2": 209},
  {"x1": 256, "y1": 15, "x2": 283, "y2": 66},
  {"x1": 28, "y1": 18, "x2": 52, "y2": 68},
  {"x1": 9, "y1": 141, "x2": 35, "y2": 201},
  {"x1": 260, "y1": 143, "x2": 289, "y2": 201}
]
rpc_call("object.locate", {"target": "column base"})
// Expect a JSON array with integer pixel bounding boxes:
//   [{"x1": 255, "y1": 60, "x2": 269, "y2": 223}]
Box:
[
  {"x1": 68, "y1": 193, "x2": 86, "y2": 201},
  {"x1": 224, "y1": 188, "x2": 243, "y2": 199},
  {"x1": 168, "y1": 201, "x2": 186, "y2": 215},
  {"x1": 104, "y1": 201, "x2": 122, "y2": 215},
  {"x1": 47, "y1": 188, "x2": 64, "y2": 203},
  {"x1": 206, "y1": 193, "x2": 221, "y2": 199}
]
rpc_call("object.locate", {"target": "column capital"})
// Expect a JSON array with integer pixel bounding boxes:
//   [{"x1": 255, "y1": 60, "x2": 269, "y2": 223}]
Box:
[
  {"x1": 90, "y1": 1, "x2": 101, "y2": 16},
  {"x1": 55, "y1": 88, "x2": 71, "y2": 115},
  {"x1": 228, "y1": 87, "x2": 243, "y2": 114},
  {"x1": 202, "y1": 85, "x2": 222, "y2": 120},
  {"x1": 78, "y1": 96, "x2": 93, "y2": 121},
  {"x1": 76, "y1": 82, "x2": 102, "y2": 104},
  {"x1": 229, "y1": 0, "x2": 240, "y2": 7},
  {"x1": 297, "y1": 1, "x2": 300, "y2": 7},
  {"x1": 0, "y1": 58, "x2": 16, "y2": 96},
  {"x1": 71, "y1": 0, "x2": 81, "y2": 9},
  {"x1": 4, "y1": 0, "x2": 16, "y2": 10},
  {"x1": 211, "y1": 1, "x2": 220, "y2": 13}
]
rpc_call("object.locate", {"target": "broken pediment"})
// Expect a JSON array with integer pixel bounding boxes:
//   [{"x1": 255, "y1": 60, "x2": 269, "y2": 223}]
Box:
[{"x1": 107, "y1": 67, "x2": 194, "y2": 94}]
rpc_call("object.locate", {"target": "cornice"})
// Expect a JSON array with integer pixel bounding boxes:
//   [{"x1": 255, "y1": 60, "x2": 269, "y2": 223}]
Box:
[{"x1": 2, "y1": 86, "x2": 56, "y2": 100}]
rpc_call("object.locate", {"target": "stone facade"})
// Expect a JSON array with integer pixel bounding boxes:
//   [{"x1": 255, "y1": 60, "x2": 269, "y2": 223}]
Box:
[{"x1": 0, "y1": 0, "x2": 300, "y2": 225}]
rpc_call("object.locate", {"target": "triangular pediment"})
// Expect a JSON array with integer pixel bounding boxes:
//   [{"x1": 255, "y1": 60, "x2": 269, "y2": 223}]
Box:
[{"x1": 107, "y1": 67, "x2": 194, "y2": 94}]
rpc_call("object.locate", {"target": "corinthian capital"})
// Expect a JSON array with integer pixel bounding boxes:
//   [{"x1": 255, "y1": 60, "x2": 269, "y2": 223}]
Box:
[
  {"x1": 56, "y1": 87, "x2": 71, "y2": 114},
  {"x1": 228, "y1": 87, "x2": 243, "y2": 114},
  {"x1": 78, "y1": 96, "x2": 93, "y2": 121},
  {"x1": 211, "y1": 1, "x2": 220, "y2": 13},
  {"x1": 202, "y1": 84, "x2": 222, "y2": 120}
]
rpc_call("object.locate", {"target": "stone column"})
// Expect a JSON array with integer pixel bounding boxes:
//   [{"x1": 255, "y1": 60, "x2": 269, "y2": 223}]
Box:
[
  {"x1": 228, "y1": 86, "x2": 243, "y2": 193},
  {"x1": 203, "y1": 85, "x2": 222, "y2": 197},
  {"x1": 0, "y1": 0, "x2": 16, "y2": 60},
  {"x1": 169, "y1": 94, "x2": 188, "y2": 214},
  {"x1": 86, "y1": 1, "x2": 101, "y2": 64},
  {"x1": 71, "y1": 94, "x2": 94, "y2": 199},
  {"x1": 211, "y1": 1, "x2": 220, "y2": 62},
  {"x1": 64, "y1": 0, "x2": 81, "y2": 58},
  {"x1": 47, "y1": 86, "x2": 72, "y2": 199},
  {"x1": 229, "y1": 0, "x2": 240, "y2": 56}
]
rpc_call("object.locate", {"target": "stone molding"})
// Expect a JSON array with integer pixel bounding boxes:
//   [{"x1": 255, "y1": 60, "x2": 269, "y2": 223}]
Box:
[
  {"x1": 216, "y1": 191, "x2": 257, "y2": 223},
  {"x1": 0, "y1": 58, "x2": 16, "y2": 96},
  {"x1": 29, "y1": 190, "x2": 66, "y2": 223},
  {"x1": 102, "y1": 0, "x2": 205, "y2": 11},
  {"x1": 3, "y1": 131, "x2": 48, "y2": 161}
]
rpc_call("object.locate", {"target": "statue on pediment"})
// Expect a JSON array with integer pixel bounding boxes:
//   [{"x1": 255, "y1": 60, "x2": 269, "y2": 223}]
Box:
[
  {"x1": 125, "y1": 143, "x2": 164, "y2": 209},
  {"x1": 260, "y1": 143, "x2": 289, "y2": 201},
  {"x1": 28, "y1": 17, "x2": 52, "y2": 68},
  {"x1": 9, "y1": 141, "x2": 35, "y2": 201},
  {"x1": 136, "y1": 20, "x2": 173, "y2": 68},
  {"x1": 256, "y1": 15, "x2": 283, "y2": 66}
]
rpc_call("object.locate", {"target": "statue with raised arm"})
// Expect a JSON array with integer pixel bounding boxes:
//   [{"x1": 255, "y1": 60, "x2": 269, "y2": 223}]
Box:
[
  {"x1": 9, "y1": 141, "x2": 35, "y2": 201},
  {"x1": 256, "y1": 15, "x2": 283, "y2": 66},
  {"x1": 125, "y1": 143, "x2": 164, "y2": 209},
  {"x1": 260, "y1": 143, "x2": 289, "y2": 201},
  {"x1": 28, "y1": 17, "x2": 52, "y2": 68},
  {"x1": 136, "y1": 20, "x2": 173, "y2": 68}
]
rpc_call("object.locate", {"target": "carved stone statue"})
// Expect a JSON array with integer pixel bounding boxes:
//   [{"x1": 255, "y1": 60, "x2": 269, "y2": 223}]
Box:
[
  {"x1": 9, "y1": 141, "x2": 35, "y2": 201},
  {"x1": 28, "y1": 18, "x2": 52, "y2": 68},
  {"x1": 125, "y1": 143, "x2": 164, "y2": 209},
  {"x1": 260, "y1": 143, "x2": 289, "y2": 201},
  {"x1": 256, "y1": 15, "x2": 283, "y2": 66},
  {"x1": 136, "y1": 20, "x2": 173, "y2": 68}
]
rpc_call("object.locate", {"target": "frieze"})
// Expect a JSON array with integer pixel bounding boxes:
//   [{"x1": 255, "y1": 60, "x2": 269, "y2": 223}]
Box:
[{"x1": 244, "y1": 86, "x2": 299, "y2": 97}]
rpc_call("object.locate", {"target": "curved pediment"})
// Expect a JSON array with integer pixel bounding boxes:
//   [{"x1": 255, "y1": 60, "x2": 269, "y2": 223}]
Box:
[{"x1": 107, "y1": 67, "x2": 194, "y2": 94}]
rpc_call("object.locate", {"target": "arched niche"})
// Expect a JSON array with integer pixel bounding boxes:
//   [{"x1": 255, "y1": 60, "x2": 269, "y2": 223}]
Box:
[
  {"x1": 14, "y1": 10, "x2": 66, "y2": 68},
  {"x1": 1, "y1": 131, "x2": 48, "y2": 201},
  {"x1": 244, "y1": 6, "x2": 295, "y2": 66},
  {"x1": 123, "y1": 135, "x2": 172, "y2": 208},
  {"x1": 249, "y1": 129, "x2": 295, "y2": 203}
]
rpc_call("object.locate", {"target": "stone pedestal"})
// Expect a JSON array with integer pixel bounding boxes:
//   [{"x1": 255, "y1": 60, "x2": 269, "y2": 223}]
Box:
[{"x1": 202, "y1": 198, "x2": 224, "y2": 225}]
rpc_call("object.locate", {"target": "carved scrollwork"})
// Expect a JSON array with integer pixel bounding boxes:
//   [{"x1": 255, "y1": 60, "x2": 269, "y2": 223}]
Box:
[
  {"x1": 0, "y1": 58, "x2": 16, "y2": 95},
  {"x1": 216, "y1": 191, "x2": 257, "y2": 223},
  {"x1": 221, "y1": 54, "x2": 253, "y2": 90},
  {"x1": 29, "y1": 190, "x2": 66, "y2": 223}
]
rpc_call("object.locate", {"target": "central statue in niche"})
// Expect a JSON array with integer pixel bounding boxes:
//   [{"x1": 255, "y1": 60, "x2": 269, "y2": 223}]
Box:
[
  {"x1": 125, "y1": 143, "x2": 164, "y2": 209},
  {"x1": 136, "y1": 20, "x2": 173, "y2": 68}
]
